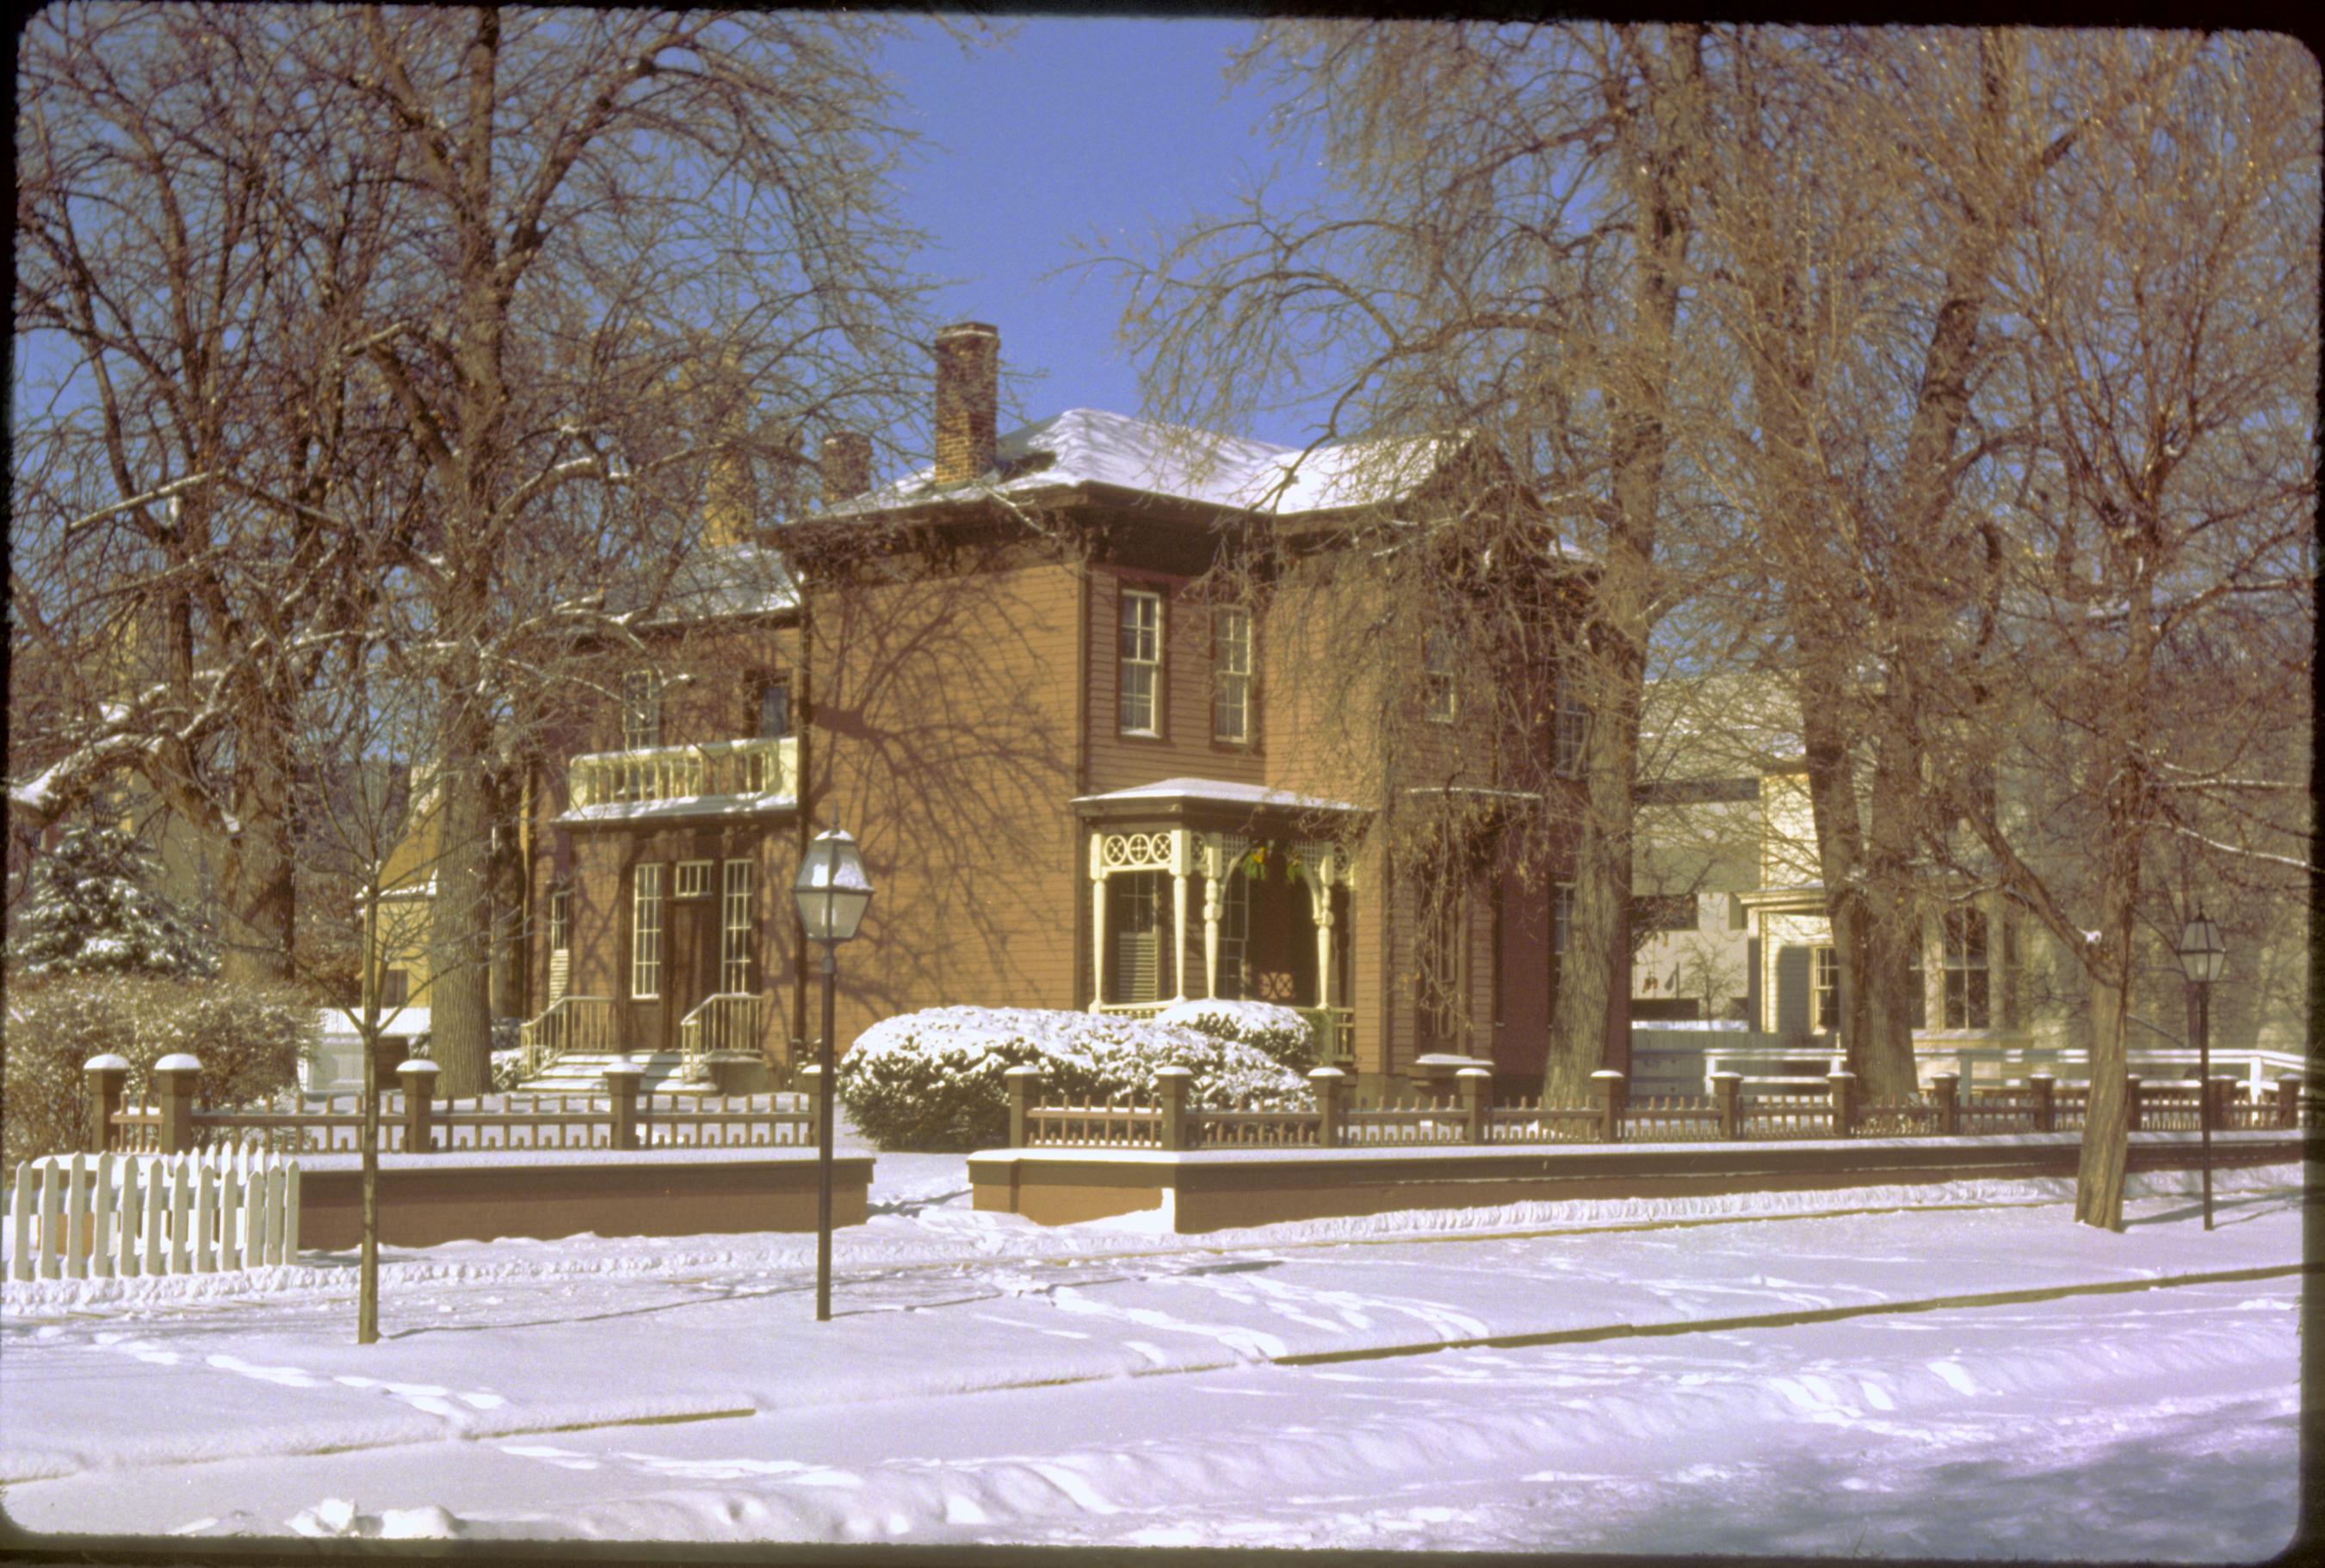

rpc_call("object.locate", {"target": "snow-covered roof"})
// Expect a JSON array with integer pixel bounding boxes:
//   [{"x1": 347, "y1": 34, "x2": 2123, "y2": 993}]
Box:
[
  {"x1": 556, "y1": 792, "x2": 798, "y2": 827},
  {"x1": 607, "y1": 541, "x2": 797, "y2": 624},
  {"x1": 1072, "y1": 777, "x2": 1363, "y2": 813},
  {"x1": 813, "y1": 409, "x2": 1472, "y2": 522}
]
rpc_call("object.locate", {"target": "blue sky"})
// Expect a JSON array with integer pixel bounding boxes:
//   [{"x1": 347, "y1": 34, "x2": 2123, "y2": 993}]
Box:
[{"x1": 878, "y1": 16, "x2": 1328, "y2": 445}]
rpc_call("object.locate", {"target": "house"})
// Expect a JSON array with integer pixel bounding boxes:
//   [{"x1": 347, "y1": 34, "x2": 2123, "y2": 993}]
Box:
[{"x1": 518, "y1": 322, "x2": 1594, "y2": 1096}]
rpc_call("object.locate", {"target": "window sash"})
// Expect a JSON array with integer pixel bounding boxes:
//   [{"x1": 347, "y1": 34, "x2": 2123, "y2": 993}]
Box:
[
  {"x1": 1554, "y1": 666, "x2": 1589, "y2": 775},
  {"x1": 1943, "y1": 908, "x2": 1990, "y2": 1029},
  {"x1": 1212, "y1": 607, "x2": 1252, "y2": 744},
  {"x1": 1424, "y1": 631, "x2": 1457, "y2": 724},
  {"x1": 1107, "y1": 871, "x2": 1169, "y2": 1002},
  {"x1": 631, "y1": 863, "x2": 664, "y2": 998},
  {"x1": 720, "y1": 860, "x2": 754, "y2": 995},
  {"x1": 757, "y1": 679, "x2": 792, "y2": 740},
  {"x1": 622, "y1": 670, "x2": 663, "y2": 750},
  {"x1": 1119, "y1": 590, "x2": 1161, "y2": 734},
  {"x1": 675, "y1": 860, "x2": 712, "y2": 898},
  {"x1": 547, "y1": 886, "x2": 571, "y2": 953},
  {"x1": 1813, "y1": 945, "x2": 1839, "y2": 1030}
]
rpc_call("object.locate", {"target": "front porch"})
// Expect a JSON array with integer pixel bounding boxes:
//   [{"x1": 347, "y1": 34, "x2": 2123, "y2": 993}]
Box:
[{"x1": 1075, "y1": 781, "x2": 1361, "y2": 1068}]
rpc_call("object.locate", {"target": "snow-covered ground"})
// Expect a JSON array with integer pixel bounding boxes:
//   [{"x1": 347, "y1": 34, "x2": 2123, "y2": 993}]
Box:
[{"x1": 1, "y1": 1156, "x2": 2303, "y2": 1557}]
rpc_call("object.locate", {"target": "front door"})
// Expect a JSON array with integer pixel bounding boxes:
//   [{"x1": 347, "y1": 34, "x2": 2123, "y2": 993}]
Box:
[{"x1": 665, "y1": 898, "x2": 720, "y2": 1055}]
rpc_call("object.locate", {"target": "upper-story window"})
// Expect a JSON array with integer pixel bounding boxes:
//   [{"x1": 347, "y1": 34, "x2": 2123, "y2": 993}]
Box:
[
  {"x1": 1424, "y1": 630, "x2": 1458, "y2": 724},
  {"x1": 1119, "y1": 589, "x2": 1163, "y2": 736},
  {"x1": 622, "y1": 669, "x2": 663, "y2": 751},
  {"x1": 757, "y1": 676, "x2": 792, "y2": 739},
  {"x1": 1555, "y1": 661, "x2": 1590, "y2": 775},
  {"x1": 1212, "y1": 606, "x2": 1252, "y2": 744},
  {"x1": 1943, "y1": 906, "x2": 1989, "y2": 1028}
]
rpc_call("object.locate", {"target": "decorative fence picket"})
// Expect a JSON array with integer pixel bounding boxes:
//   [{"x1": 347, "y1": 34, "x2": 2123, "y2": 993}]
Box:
[{"x1": 5, "y1": 1149, "x2": 300, "y2": 1282}]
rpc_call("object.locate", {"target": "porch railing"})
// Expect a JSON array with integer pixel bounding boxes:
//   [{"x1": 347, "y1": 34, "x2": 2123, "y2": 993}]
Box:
[
  {"x1": 518, "y1": 995, "x2": 615, "y2": 1079},
  {"x1": 678, "y1": 992, "x2": 761, "y2": 1083},
  {"x1": 567, "y1": 735, "x2": 797, "y2": 810},
  {"x1": 1091, "y1": 1001, "x2": 1166, "y2": 1021},
  {"x1": 1302, "y1": 1006, "x2": 1356, "y2": 1067}
]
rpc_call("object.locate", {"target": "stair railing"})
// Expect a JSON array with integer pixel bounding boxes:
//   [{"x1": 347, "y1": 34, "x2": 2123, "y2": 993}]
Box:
[
  {"x1": 677, "y1": 992, "x2": 760, "y2": 1083},
  {"x1": 518, "y1": 995, "x2": 615, "y2": 1079}
]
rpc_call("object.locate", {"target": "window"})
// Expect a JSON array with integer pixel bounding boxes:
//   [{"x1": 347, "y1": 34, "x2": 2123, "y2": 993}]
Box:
[
  {"x1": 1907, "y1": 938, "x2": 1926, "y2": 1031},
  {"x1": 631, "y1": 862, "x2": 665, "y2": 998},
  {"x1": 1555, "y1": 663, "x2": 1590, "y2": 775},
  {"x1": 380, "y1": 968, "x2": 409, "y2": 1010},
  {"x1": 1813, "y1": 945, "x2": 1839, "y2": 1030},
  {"x1": 1636, "y1": 893, "x2": 1697, "y2": 935},
  {"x1": 622, "y1": 669, "x2": 663, "y2": 750},
  {"x1": 1419, "y1": 874, "x2": 1466, "y2": 1046},
  {"x1": 1106, "y1": 871, "x2": 1170, "y2": 1002},
  {"x1": 720, "y1": 860, "x2": 754, "y2": 994},
  {"x1": 757, "y1": 677, "x2": 792, "y2": 739},
  {"x1": 1943, "y1": 907, "x2": 1989, "y2": 1029},
  {"x1": 1424, "y1": 631, "x2": 1458, "y2": 724},
  {"x1": 1552, "y1": 881, "x2": 1574, "y2": 986},
  {"x1": 547, "y1": 886, "x2": 571, "y2": 952},
  {"x1": 675, "y1": 860, "x2": 712, "y2": 898},
  {"x1": 1212, "y1": 606, "x2": 1252, "y2": 744},
  {"x1": 1215, "y1": 865, "x2": 1251, "y2": 1000},
  {"x1": 1118, "y1": 590, "x2": 1162, "y2": 735}
]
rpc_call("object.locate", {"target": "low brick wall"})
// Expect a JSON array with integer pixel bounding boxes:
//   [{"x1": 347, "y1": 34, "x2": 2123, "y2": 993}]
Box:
[
  {"x1": 296, "y1": 1149, "x2": 874, "y2": 1249},
  {"x1": 968, "y1": 1131, "x2": 2308, "y2": 1233}
]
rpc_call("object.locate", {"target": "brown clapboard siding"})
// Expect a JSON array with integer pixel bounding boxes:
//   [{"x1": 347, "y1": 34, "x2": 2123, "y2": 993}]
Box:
[{"x1": 809, "y1": 555, "x2": 1084, "y2": 1055}]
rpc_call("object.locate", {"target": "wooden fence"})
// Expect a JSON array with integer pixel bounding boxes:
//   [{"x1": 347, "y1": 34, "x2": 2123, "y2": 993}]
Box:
[
  {"x1": 80, "y1": 1055, "x2": 817, "y2": 1160},
  {"x1": 1006, "y1": 1065, "x2": 2310, "y2": 1153},
  {"x1": 6, "y1": 1148, "x2": 299, "y2": 1282}
]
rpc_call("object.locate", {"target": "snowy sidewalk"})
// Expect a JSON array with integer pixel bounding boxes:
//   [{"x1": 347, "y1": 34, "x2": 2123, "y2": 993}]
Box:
[{"x1": 2, "y1": 1164, "x2": 2303, "y2": 1490}]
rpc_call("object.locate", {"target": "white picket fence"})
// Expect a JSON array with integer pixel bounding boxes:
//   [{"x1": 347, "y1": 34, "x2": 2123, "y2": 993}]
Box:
[{"x1": 5, "y1": 1148, "x2": 301, "y2": 1282}]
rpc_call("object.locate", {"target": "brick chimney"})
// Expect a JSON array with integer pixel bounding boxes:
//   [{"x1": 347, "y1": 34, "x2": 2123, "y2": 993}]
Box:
[
  {"x1": 932, "y1": 322, "x2": 999, "y2": 486},
  {"x1": 820, "y1": 430, "x2": 871, "y2": 508}
]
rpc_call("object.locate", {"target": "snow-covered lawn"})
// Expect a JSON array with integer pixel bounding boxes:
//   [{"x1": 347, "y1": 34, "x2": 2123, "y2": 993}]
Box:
[{"x1": 1, "y1": 1157, "x2": 2303, "y2": 1557}]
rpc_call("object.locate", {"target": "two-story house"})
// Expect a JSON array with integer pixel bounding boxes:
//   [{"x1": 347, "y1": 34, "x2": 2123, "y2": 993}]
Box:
[{"x1": 520, "y1": 323, "x2": 1592, "y2": 1097}]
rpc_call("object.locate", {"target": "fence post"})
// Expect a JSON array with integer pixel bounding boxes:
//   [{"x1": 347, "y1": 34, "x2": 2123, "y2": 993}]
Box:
[
  {"x1": 1827, "y1": 1071, "x2": 1857, "y2": 1138},
  {"x1": 603, "y1": 1063, "x2": 644, "y2": 1151},
  {"x1": 1592, "y1": 1070, "x2": 1628, "y2": 1143},
  {"x1": 2028, "y1": 1074, "x2": 2055, "y2": 1133},
  {"x1": 1308, "y1": 1066, "x2": 1345, "y2": 1149},
  {"x1": 800, "y1": 1064, "x2": 824, "y2": 1146},
  {"x1": 1929, "y1": 1073, "x2": 1959, "y2": 1137},
  {"x1": 1156, "y1": 1065, "x2": 1194, "y2": 1151},
  {"x1": 1710, "y1": 1071, "x2": 1742, "y2": 1139},
  {"x1": 2124, "y1": 1076, "x2": 2143, "y2": 1132},
  {"x1": 398, "y1": 1060, "x2": 440, "y2": 1153},
  {"x1": 155, "y1": 1053, "x2": 202, "y2": 1155},
  {"x1": 1458, "y1": 1068, "x2": 1492, "y2": 1145},
  {"x1": 2278, "y1": 1074, "x2": 2303, "y2": 1129},
  {"x1": 83, "y1": 1054, "x2": 131, "y2": 1154},
  {"x1": 1005, "y1": 1065, "x2": 1043, "y2": 1148}
]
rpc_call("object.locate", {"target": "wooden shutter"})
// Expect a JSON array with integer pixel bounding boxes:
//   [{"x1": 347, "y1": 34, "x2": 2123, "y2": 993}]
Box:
[{"x1": 1775, "y1": 944, "x2": 1812, "y2": 1038}]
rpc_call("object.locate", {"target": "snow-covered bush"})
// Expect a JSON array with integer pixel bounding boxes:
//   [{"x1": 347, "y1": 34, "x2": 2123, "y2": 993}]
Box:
[
  {"x1": 1153, "y1": 998, "x2": 1318, "y2": 1072},
  {"x1": 2, "y1": 976, "x2": 318, "y2": 1165},
  {"x1": 837, "y1": 1007, "x2": 1308, "y2": 1151},
  {"x1": 7, "y1": 824, "x2": 215, "y2": 978}
]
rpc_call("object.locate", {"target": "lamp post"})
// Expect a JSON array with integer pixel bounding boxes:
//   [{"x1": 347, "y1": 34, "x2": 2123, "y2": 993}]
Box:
[
  {"x1": 792, "y1": 826, "x2": 873, "y2": 1320},
  {"x1": 2176, "y1": 908, "x2": 2228, "y2": 1231}
]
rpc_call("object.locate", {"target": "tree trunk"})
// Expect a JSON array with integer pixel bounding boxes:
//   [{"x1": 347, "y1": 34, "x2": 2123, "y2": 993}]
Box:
[
  {"x1": 215, "y1": 726, "x2": 297, "y2": 987},
  {"x1": 1853, "y1": 702, "x2": 1924, "y2": 1102},
  {"x1": 2073, "y1": 927, "x2": 2134, "y2": 1232},
  {"x1": 427, "y1": 697, "x2": 498, "y2": 1098}
]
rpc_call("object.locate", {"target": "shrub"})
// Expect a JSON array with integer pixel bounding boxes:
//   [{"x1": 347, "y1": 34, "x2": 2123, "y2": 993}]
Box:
[
  {"x1": 836, "y1": 1006, "x2": 1307, "y2": 1151},
  {"x1": 2, "y1": 973, "x2": 318, "y2": 1165},
  {"x1": 1153, "y1": 998, "x2": 1318, "y2": 1072}
]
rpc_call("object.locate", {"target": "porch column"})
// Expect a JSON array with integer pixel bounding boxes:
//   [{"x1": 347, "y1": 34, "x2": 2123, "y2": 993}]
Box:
[
  {"x1": 1088, "y1": 833, "x2": 1108, "y2": 1013},
  {"x1": 1309, "y1": 858, "x2": 1336, "y2": 1009},
  {"x1": 1170, "y1": 829, "x2": 1192, "y2": 1002},
  {"x1": 1201, "y1": 836, "x2": 1222, "y2": 999}
]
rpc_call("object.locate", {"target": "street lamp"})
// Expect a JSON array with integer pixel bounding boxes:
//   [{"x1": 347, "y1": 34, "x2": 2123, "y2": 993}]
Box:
[
  {"x1": 2176, "y1": 908, "x2": 2228, "y2": 1231},
  {"x1": 792, "y1": 826, "x2": 873, "y2": 1320}
]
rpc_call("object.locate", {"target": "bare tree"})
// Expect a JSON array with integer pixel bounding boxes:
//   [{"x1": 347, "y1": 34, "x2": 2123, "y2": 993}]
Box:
[
  {"x1": 1101, "y1": 21, "x2": 1713, "y2": 1096},
  {"x1": 1917, "y1": 31, "x2": 2316, "y2": 1228}
]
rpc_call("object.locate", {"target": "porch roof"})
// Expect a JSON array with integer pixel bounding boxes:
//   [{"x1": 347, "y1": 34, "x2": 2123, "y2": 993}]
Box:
[{"x1": 1072, "y1": 777, "x2": 1365, "y2": 835}]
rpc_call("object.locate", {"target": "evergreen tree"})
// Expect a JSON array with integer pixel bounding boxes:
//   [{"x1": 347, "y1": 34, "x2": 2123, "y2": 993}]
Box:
[{"x1": 8, "y1": 823, "x2": 217, "y2": 979}]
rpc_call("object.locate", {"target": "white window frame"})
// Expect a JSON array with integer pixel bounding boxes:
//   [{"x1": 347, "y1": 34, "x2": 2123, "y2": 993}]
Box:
[
  {"x1": 622, "y1": 668, "x2": 663, "y2": 751},
  {"x1": 547, "y1": 885, "x2": 571, "y2": 953},
  {"x1": 631, "y1": 862, "x2": 665, "y2": 999},
  {"x1": 1944, "y1": 907, "x2": 1990, "y2": 1029},
  {"x1": 1555, "y1": 663, "x2": 1589, "y2": 775},
  {"x1": 720, "y1": 859, "x2": 754, "y2": 995},
  {"x1": 674, "y1": 859, "x2": 713, "y2": 899},
  {"x1": 1552, "y1": 881, "x2": 1574, "y2": 982},
  {"x1": 1424, "y1": 630, "x2": 1458, "y2": 725},
  {"x1": 1119, "y1": 589, "x2": 1163, "y2": 736},
  {"x1": 1212, "y1": 605, "x2": 1252, "y2": 744},
  {"x1": 1813, "y1": 944, "x2": 1839, "y2": 1030}
]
